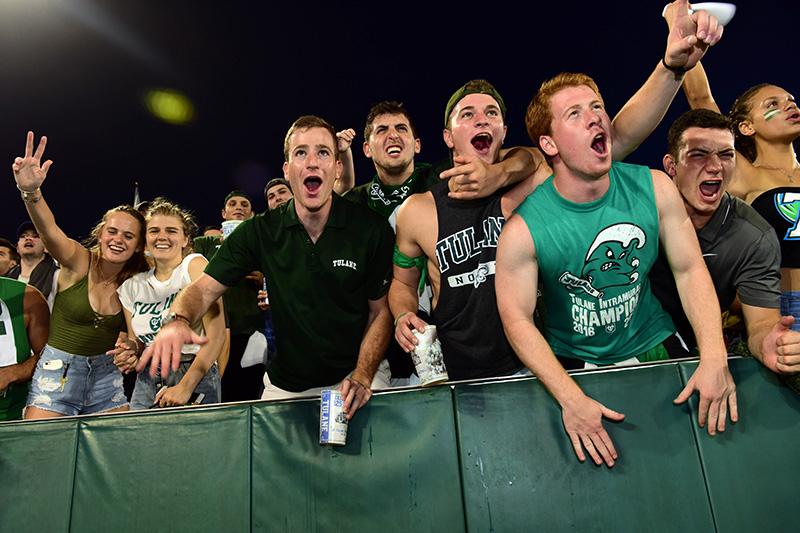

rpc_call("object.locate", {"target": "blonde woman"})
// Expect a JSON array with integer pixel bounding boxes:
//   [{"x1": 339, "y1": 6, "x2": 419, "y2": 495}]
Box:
[
  {"x1": 114, "y1": 198, "x2": 225, "y2": 408},
  {"x1": 13, "y1": 132, "x2": 149, "y2": 419}
]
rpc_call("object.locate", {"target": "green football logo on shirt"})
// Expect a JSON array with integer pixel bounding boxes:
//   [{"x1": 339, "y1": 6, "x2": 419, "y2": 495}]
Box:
[{"x1": 559, "y1": 223, "x2": 645, "y2": 298}]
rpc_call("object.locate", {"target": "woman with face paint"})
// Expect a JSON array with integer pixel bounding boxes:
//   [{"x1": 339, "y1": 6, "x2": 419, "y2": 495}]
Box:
[
  {"x1": 113, "y1": 198, "x2": 225, "y2": 409},
  {"x1": 680, "y1": 63, "x2": 800, "y2": 331},
  {"x1": 12, "y1": 132, "x2": 150, "y2": 419}
]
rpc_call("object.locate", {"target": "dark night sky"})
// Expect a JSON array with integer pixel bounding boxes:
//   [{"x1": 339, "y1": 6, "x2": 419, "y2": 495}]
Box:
[{"x1": 0, "y1": 0, "x2": 796, "y2": 241}]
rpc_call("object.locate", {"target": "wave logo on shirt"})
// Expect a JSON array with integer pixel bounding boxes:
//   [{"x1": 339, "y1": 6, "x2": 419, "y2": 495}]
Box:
[
  {"x1": 559, "y1": 223, "x2": 645, "y2": 298},
  {"x1": 774, "y1": 192, "x2": 800, "y2": 240}
]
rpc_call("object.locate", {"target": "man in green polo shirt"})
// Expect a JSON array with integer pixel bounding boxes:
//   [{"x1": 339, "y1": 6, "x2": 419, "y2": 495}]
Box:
[
  {"x1": 0, "y1": 277, "x2": 49, "y2": 420},
  {"x1": 140, "y1": 115, "x2": 394, "y2": 418}
]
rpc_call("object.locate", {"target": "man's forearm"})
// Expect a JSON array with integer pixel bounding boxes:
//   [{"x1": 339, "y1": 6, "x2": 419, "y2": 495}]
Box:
[
  {"x1": 353, "y1": 305, "x2": 392, "y2": 385},
  {"x1": 388, "y1": 279, "x2": 420, "y2": 319},
  {"x1": 0, "y1": 354, "x2": 39, "y2": 387},
  {"x1": 171, "y1": 278, "x2": 219, "y2": 325},
  {"x1": 505, "y1": 318, "x2": 585, "y2": 406},
  {"x1": 674, "y1": 264, "x2": 727, "y2": 362},
  {"x1": 611, "y1": 62, "x2": 684, "y2": 160},
  {"x1": 494, "y1": 147, "x2": 540, "y2": 188}
]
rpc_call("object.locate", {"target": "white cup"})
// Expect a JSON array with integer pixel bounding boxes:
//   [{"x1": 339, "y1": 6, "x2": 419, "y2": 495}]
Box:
[{"x1": 221, "y1": 220, "x2": 243, "y2": 239}]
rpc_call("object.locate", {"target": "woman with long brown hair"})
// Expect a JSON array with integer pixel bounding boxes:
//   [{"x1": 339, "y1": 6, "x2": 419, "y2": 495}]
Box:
[{"x1": 13, "y1": 131, "x2": 149, "y2": 418}]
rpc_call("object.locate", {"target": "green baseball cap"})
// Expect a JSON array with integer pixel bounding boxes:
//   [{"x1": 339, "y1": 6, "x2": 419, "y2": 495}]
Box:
[{"x1": 444, "y1": 79, "x2": 507, "y2": 127}]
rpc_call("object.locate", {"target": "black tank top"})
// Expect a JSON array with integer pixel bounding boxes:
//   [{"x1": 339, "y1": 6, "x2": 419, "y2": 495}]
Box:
[
  {"x1": 430, "y1": 181, "x2": 522, "y2": 380},
  {"x1": 751, "y1": 187, "x2": 800, "y2": 268}
]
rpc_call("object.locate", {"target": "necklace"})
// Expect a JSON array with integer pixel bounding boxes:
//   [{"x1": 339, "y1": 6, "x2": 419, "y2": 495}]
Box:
[
  {"x1": 94, "y1": 264, "x2": 115, "y2": 286},
  {"x1": 752, "y1": 163, "x2": 800, "y2": 183}
]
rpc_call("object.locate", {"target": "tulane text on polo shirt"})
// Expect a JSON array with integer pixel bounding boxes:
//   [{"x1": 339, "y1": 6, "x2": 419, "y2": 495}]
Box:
[{"x1": 204, "y1": 194, "x2": 394, "y2": 392}]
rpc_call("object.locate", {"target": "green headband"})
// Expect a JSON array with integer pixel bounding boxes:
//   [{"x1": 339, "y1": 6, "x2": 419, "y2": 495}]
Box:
[{"x1": 444, "y1": 80, "x2": 507, "y2": 127}]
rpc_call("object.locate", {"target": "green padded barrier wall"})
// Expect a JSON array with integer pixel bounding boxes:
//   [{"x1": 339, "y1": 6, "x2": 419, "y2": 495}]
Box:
[
  {"x1": 251, "y1": 386, "x2": 465, "y2": 533},
  {"x1": 0, "y1": 418, "x2": 79, "y2": 532},
  {"x1": 70, "y1": 405, "x2": 251, "y2": 533},
  {"x1": 678, "y1": 358, "x2": 800, "y2": 533},
  {"x1": 453, "y1": 365, "x2": 715, "y2": 533}
]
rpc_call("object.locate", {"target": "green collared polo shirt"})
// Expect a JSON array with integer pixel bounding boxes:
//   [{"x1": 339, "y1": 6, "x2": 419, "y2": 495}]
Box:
[
  {"x1": 193, "y1": 234, "x2": 263, "y2": 336},
  {"x1": 205, "y1": 194, "x2": 394, "y2": 391}
]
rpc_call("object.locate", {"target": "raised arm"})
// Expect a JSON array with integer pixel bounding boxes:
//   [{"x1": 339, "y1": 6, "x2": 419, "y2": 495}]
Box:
[
  {"x1": 496, "y1": 215, "x2": 624, "y2": 467},
  {"x1": 663, "y1": 1, "x2": 723, "y2": 112},
  {"x1": 137, "y1": 273, "x2": 228, "y2": 378},
  {"x1": 155, "y1": 256, "x2": 227, "y2": 407},
  {"x1": 11, "y1": 132, "x2": 88, "y2": 274},
  {"x1": 333, "y1": 128, "x2": 356, "y2": 195},
  {"x1": 611, "y1": 0, "x2": 723, "y2": 160},
  {"x1": 653, "y1": 170, "x2": 737, "y2": 433}
]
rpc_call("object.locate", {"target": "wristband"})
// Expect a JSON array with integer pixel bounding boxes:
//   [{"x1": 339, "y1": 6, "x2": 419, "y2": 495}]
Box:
[
  {"x1": 18, "y1": 186, "x2": 41, "y2": 204},
  {"x1": 162, "y1": 312, "x2": 191, "y2": 328},
  {"x1": 393, "y1": 312, "x2": 410, "y2": 327},
  {"x1": 661, "y1": 57, "x2": 688, "y2": 76}
]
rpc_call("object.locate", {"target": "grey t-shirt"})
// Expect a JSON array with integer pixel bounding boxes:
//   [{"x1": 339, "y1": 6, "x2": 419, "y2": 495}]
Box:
[{"x1": 650, "y1": 193, "x2": 781, "y2": 348}]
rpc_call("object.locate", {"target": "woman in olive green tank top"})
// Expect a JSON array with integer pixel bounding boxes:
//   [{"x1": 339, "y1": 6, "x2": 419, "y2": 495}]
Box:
[{"x1": 13, "y1": 132, "x2": 149, "y2": 419}]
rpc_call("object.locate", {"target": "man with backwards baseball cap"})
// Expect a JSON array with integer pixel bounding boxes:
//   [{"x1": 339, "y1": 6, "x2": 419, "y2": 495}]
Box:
[
  {"x1": 6, "y1": 220, "x2": 60, "y2": 308},
  {"x1": 264, "y1": 178, "x2": 293, "y2": 211}
]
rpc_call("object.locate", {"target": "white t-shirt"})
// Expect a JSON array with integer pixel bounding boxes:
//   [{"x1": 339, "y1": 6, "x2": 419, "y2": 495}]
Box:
[{"x1": 118, "y1": 253, "x2": 206, "y2": 353}]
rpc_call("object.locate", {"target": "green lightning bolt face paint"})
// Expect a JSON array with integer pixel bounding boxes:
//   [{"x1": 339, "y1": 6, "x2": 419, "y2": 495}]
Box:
[{"x1": 764, "y1": 109, "x2": 781, "y2": 121}]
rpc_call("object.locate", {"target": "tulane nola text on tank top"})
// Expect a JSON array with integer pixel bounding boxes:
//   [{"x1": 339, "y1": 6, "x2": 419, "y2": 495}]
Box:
[
  {"x1": 430, "y1": 180, "x2": 522, "y2": 379},
  {"x1": 515, "y1": 161, "x2": 674, "y2": 365}
]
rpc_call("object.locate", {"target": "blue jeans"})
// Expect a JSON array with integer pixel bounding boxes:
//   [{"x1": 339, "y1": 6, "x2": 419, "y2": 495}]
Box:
[
  {"x1": 781, "y1": 291, "x2": 800, "y2": 332},
  {"x1": 27, "y1": 345, "x2": 128, "y2": 416},
  {"x1": 130, "y1": 360, "x2": 220, "y2": 410}
]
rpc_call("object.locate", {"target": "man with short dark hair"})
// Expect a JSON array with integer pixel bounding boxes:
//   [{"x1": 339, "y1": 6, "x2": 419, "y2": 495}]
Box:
[
  {"x1": 264, "y1": 178, "x2": 293, "y2": 211},
  {"x1": 6, "y1": 221, "x2": 60, "y2": 308},
  {"x1": 651, "y1": 108, "x2": 800, "y2": 375},
  {"x1": 141, "y1": 116, "x2": 394, "y2": 419},
  {"x1": 0, "y1": 238, "x2": 18, "y2": 277}
]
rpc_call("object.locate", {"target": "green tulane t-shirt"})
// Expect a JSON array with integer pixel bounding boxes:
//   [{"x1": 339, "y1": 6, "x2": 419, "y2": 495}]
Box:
[
  {"x1": 515, "y1": 161, "x2": 674, "y2": 364},
  {"x1": 205, "y1": 194, "x2": 394, "y2": 392}
]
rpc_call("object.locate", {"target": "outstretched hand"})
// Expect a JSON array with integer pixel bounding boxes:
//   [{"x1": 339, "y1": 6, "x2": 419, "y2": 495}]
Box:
[
  {"x1": 663, "y1": 0, "x2": 724, "y2": 71},
  {"x1": 674, "y1": 359, "x2": 738, "y2": 435},
  {"x1": 137, "y1": 321, "x2": 207, "y2": 378},
  {"x1": 561, "y1": 394, "x2": 625, "y2": 467},
  {"x1": 12, "y1": 131, "x2": 53, "y2": 192}
]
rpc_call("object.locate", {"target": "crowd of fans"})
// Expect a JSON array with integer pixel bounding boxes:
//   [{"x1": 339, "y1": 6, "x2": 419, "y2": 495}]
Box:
[{"x1": 1, "y1": 0, "x2": 798, "y2": 468}]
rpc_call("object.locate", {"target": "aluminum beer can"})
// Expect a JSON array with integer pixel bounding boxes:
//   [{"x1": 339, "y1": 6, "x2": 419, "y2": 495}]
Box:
[
  {"x1": 319, "y1": 389, "x2": 348, "y2": 446},
  {"x1": 411, "y1": 325, "x2": 449, "y2": 386}
]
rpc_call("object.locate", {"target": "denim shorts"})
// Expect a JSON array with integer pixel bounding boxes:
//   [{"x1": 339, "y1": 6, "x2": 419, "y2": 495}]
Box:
[
  {"x1": 781, "y1": 291, "x2": 800, "y2": 332},
  {"x1": 27, "y1": 345, "x2": 128, "y2": 416},
  {"x1": 129, "y1": 360, "x2": 220, "y2": 410}
]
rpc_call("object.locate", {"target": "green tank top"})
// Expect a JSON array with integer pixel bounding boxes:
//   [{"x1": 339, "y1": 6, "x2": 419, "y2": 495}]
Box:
[
  {"x1": 0, "y1": 278, "x2": 32, "y2": 420},
  {"x1": 49, "y1": 275, "x2": 125, "y2": 356},
  {"x1": 515, "y1": 161, "x2": 674, "y2": 364}
]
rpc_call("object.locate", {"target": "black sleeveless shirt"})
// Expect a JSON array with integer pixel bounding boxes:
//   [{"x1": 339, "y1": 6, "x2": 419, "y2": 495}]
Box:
[
  {"x1": 430, "y1": 181, "x2": 522, "y2": 380},
  {"x1": 751, "y1": 187, "x2": 800, "y2": 269}
]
